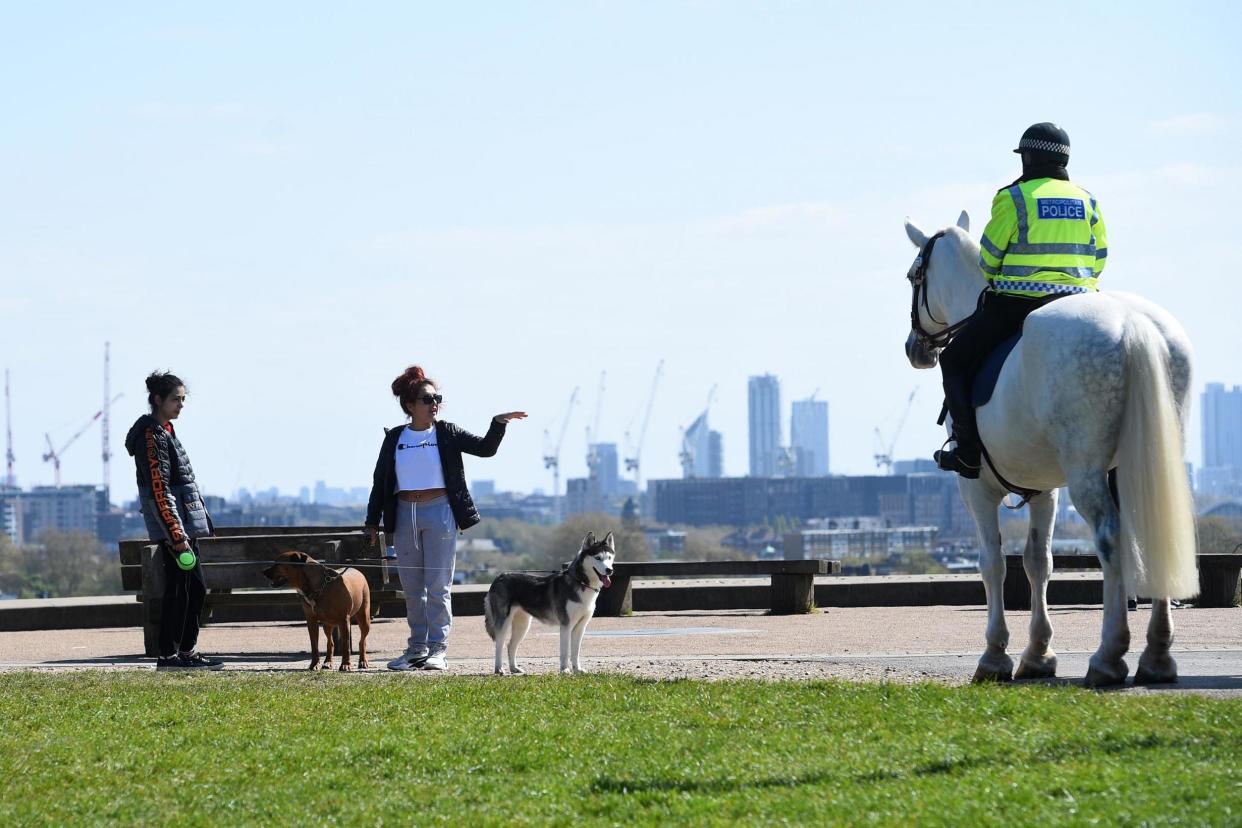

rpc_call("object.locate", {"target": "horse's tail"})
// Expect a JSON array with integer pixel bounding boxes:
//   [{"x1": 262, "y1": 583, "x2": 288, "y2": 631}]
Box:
[{"x1": 1116, "y1": 312, "x2": 1198, "y2": 599}]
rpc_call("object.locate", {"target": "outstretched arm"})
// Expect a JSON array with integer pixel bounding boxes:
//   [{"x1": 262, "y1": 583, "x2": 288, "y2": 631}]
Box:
[{"x1": 454, "y1": 413, "x2": 525, "y2": 457}]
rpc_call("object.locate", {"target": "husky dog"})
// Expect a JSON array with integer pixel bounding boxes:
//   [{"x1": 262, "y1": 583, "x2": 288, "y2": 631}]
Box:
[{"x1": 484, "y1": 531, "x2": 615, "y2": 675}]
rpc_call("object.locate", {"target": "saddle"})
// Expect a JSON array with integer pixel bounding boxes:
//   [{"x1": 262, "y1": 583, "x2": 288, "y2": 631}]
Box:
[
  {"x1": 938, "y1": 329, "x2": 1039, "y2": 506},
  {"x1": 971, "y1": 333, "x2": 1021, "y2": 409}
]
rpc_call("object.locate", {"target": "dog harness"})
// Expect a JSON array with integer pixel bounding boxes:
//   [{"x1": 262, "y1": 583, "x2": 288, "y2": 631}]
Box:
[{"x1": 296, "y1": 564, "x2": 346, "y2": 613}]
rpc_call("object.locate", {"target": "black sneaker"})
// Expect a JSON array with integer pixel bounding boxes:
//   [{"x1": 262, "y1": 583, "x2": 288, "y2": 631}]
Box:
[
  {"x1": 155, "y1": 655, "x2": 184, "y2": 670},
  {"x1": 177, "y1": 651, "x2": 224, "y2": 670},
  {"x1": 935, "y1": 447, "x2": 981, "y2": 479}
]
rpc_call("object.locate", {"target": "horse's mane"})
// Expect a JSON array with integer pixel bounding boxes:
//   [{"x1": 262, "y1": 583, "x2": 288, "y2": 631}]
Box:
[{"x1": 939, "y1": 225, "x2": 980, "y2": 268}]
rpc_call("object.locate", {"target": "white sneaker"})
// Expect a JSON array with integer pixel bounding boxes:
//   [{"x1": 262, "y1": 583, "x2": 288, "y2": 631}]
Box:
[
  {"x1": 423, "y1": 651, "x2": 447, "y2": 671},
  {"x1": 387, "y1": 650, "x2": 427, "y2": 671}
]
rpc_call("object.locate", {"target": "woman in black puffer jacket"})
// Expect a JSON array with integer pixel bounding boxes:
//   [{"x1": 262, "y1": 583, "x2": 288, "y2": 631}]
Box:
[
  {"x1": 124, "y1": 371, "x2": 222, "y2": 670},
  {"x1": 366, "y1": 364, "x2": 525, "y2": 671}
]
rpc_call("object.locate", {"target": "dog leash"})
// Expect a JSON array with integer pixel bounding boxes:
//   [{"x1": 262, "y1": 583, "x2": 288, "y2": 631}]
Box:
[{"x1": 224, "y1": 560, "x2": 561, "y2": 574}]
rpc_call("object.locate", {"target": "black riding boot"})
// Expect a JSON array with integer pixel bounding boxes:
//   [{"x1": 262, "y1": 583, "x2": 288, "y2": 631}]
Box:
[{"x1": 935, "y1": 368, "x2": 982, "y2": 479}]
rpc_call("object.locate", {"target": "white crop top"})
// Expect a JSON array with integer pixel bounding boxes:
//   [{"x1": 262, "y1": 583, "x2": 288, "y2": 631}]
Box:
[{"x1": 394, "y1": 425, "x2": 446, "y2": 491}]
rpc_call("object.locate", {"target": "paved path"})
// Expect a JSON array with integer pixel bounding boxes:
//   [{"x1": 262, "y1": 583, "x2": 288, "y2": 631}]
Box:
[{"x1": 3, "y1": 605, "x2": 1240, "y2": 695}]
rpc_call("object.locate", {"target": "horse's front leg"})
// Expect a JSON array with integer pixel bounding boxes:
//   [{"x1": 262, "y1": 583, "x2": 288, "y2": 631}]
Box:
[
  {"x1": 1015, "y1": 490, "x2": 1058, "y2": 679},
  {"x1": 1070, "y1": 472, "x2": 1131, "y2": 687},
  {"x1": 964, "y1": 480, "x2": 1012, "y2": 682}
]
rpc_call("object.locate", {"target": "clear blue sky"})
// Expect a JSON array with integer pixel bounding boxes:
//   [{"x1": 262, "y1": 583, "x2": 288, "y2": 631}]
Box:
[{"x1": 2, "y1": 2, "x2": 1238, "y2": 498}]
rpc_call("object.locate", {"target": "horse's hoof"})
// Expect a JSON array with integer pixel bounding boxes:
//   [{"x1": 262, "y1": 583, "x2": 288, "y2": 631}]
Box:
[
  {"x1": 1084, "y1": 657, "x2": 1128, "y2": 688},
  {"x1": 1134, "y1": 652, "x2": 1178, "y2": 685},
  {"x1": 1014, "y1": 653, "x2": 1058, "y2": 680},
  {"x1": 972, "y1": 664, "x2": 1013, "y2": 683}
]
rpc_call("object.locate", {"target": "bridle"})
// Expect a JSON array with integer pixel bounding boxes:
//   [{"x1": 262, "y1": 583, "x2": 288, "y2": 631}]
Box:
[{"x1": 907, "y1": 231, "x2": 979, "y2": 352}]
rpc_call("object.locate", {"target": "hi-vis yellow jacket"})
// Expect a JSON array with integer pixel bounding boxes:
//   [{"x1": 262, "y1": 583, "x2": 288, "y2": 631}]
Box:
[{"x1": 978, "y1": 178, "x2": 1108, "y2": 297}]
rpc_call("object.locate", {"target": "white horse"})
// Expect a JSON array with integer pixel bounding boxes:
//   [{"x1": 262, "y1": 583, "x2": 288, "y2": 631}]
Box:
[{"x1": 902, "y1": 212, "x2": 1198, "y2": 687}]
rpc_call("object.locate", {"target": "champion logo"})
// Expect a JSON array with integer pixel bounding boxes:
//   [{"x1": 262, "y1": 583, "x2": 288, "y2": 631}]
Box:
[{"x1": 398, "y1": 441, "x2": 437, "y2": 450}]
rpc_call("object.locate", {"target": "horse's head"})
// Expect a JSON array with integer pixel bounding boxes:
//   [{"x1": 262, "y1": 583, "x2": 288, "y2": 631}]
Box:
[{"x1": 902, "y1": 211, "x2": 981, "y2": 369}]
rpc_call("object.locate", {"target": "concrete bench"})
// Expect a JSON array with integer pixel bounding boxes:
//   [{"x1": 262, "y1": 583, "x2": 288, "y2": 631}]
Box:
[
  {"x1": 596, "y1": 559, "x2": 841, "y2": 616},
  {"x1": 119, "y1": 527, "x2": 395, "y2": 656},
  {"x1": 1002, "y1": 553, "x2": 1242, "y2": 611}
]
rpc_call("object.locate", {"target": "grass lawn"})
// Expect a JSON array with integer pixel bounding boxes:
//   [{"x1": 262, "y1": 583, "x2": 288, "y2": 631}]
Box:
[{"x1": 3, "y1": 672, "x2": 1241, "y2": 826}]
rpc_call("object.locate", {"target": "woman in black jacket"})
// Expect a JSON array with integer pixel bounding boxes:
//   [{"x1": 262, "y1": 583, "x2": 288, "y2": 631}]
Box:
[
  {"x1": 123, "y1": 371, "x2": 222, "y2": 670},
  {"x1": 366, "y1": 365, "x2": 524, "y2": 671}
]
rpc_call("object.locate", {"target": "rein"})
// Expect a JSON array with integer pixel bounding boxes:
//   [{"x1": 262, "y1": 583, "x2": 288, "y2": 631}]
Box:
[{"x1": 908, "y1": 232, "x2": 983, "y2": 351}]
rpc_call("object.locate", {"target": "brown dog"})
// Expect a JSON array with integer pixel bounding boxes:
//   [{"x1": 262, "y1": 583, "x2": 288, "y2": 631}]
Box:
[{"x1": 262, "y1": 550, "x2": 371, "y2": 671}]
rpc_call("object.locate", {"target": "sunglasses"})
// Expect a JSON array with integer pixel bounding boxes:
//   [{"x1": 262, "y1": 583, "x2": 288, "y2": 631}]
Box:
[{"x1": 417, "y1": 394, "x2": 443, "y2": 405}]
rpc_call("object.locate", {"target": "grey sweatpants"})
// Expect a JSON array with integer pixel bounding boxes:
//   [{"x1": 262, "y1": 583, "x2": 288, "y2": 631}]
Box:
[{"x1": 393, "y1": 496, "x2": 458, "y2": 654}]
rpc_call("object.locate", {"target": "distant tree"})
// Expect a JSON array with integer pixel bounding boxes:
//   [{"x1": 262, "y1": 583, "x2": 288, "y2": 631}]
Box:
[
  {"x1": 621, "y1": 498, "x2": 639, "y2": 529},
  {"x1": 542, "y1": 513, "x2": 650, "y2": 570},
  {"x1": 0, "y1": 530, "x2": 120, "y2": 598},
  {"x1": 1197, "y1": 516, "x2": 1242, "y2": 556},
  {"x1": 683, "y1": 529, "x2": 746, "y2": 561},
  {"x1": 472, "y1": 518, "x2": 554, "y2": 564},
  {"x1": 0, "y1": 533, "x2": 22, "y2": 596},
  {"x1": 899, "y1": 549, "x2": 948, "y2": 575}
]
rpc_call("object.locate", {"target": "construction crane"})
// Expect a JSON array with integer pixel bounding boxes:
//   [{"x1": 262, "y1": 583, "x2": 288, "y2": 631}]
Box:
[
  {"x1": 43, "y1": 394, "x2": 123, "y2": 487},
  {"x1": 873, "y1": 387, "x2": 918, "y2": 475},
  {"x1": 678, "y1": 384, "x2": 717, "y2": 477},
  {"x1": 542, "y1": 386, "x2": 579, "y2": 520},
  {"x1": 624, "y1": 359, "x2": 664, "y2": 492},
  {"x1": 101, "y1": 342, "x2": 114, "y2": 504},
  {"x1": 584, "y1": 371, "x2": 606, "y2": 486},
  {"x1": 4, "y1": 369, "x2": 14, "y2": 488}
]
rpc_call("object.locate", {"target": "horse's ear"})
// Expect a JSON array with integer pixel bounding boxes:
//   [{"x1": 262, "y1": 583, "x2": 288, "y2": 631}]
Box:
[
  {"x1": 904, "y1": 218, "x2": 928, "y2": 248},
  {"x1": 956, "y1": 210, "x2": 970, "y2": 232}
]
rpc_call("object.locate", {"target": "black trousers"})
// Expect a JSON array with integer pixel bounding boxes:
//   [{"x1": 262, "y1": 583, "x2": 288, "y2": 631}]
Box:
[
  {"x1": 939, "y1": 291, "x2": 1062, "y2": 456},
  {"x1": 158, "y1": 540, "x2": 207, "y2": 657}
]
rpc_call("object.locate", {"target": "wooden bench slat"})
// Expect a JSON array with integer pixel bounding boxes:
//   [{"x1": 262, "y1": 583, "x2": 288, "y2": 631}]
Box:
[
  {"x1": 190, "y1": 536, "x2": 341, "y2": 562},
  {"x1": 596, "y1": 558, "x2": 841, "y2": 617},
  {"x1": 614, "y1": 560, "x2": 838, "y2": 577},
  {"x1": 209, "y1": 526, "x2": 368, "y2": 537}
]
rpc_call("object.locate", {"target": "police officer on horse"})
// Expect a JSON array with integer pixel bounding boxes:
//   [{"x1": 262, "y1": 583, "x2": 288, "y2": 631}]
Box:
[{"x1": 935, "y1": 122, "x2": 1110, "y2": 477}]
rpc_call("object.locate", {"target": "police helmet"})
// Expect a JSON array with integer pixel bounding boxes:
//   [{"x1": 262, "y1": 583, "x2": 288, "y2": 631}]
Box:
[{"x1": 1013, "y1": 122, "x2": 1070, "y2": 165}]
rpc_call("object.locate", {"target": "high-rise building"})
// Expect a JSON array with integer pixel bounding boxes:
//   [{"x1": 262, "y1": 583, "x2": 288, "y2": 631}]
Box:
[
  {"x1": 707, "y1": 430, "x2": 724, "y2": 478},
  {"x1": 589, "y1": 442, "x2": 620, "y2": 495},
  {"x1": 682, "y1": 410, "x2": 725, "y2": 479},
  {"x1": 748, "y1": 374, "x2": 782, "y2": 477},
  {"x1": 1200, "y1": 383, "x2": 1242, "y2": 495},
  {"x1": 682, "y1": 412, "x2": 711, "y2": 478},
  {"x1": 790, "y1": 399, "x2": 829, "y2": 476},
  {"x1": 0, "y1": 485, "x2": 99, "y2": 544}
]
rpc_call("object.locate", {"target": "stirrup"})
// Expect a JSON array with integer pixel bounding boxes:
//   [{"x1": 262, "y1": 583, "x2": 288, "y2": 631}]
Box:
[{"x1": 934, "y1": 446, "x2": 981, "y2": 479}]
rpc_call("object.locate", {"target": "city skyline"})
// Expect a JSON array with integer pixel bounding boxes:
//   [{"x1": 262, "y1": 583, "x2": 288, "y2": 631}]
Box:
[
  {"x1": 6, "y1": 368, "x2": 1242, "y2": 499},
  {"x1": 3, "y1": 3, "x2": 1238, "y2": 496}
]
